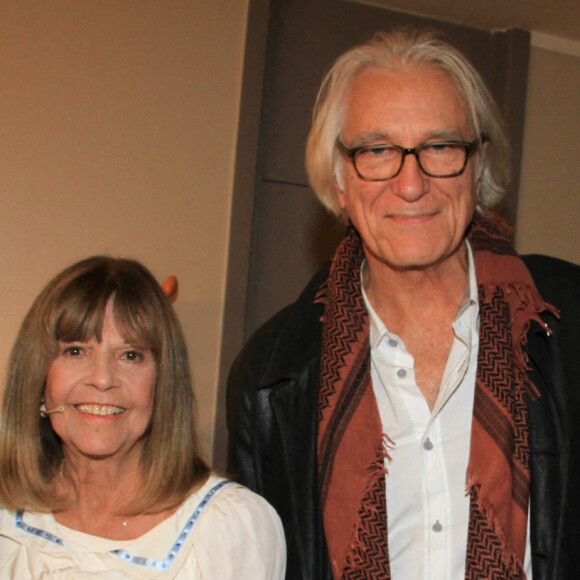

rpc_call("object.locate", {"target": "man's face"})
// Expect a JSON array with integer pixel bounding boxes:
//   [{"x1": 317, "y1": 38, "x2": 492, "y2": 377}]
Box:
[{"x1": 336, "y1": 63, "x2": 480, "y2": 274}]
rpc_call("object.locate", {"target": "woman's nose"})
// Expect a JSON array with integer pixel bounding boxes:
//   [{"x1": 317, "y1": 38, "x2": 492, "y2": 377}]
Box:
[{"x1": 85, "y1": 353, "x2": 117, "y2": 390}]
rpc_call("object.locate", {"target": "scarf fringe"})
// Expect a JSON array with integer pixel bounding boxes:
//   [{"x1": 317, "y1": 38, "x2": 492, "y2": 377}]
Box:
[
  {"x1": 479, "y1": 281, "x2": 559, "y2": 399},
  {"x1": 464, "y1": 482, "x2": 526, "y2": 578},
  {"x1": 343, "y1": 435, "x2": 393, "y2": 574}
]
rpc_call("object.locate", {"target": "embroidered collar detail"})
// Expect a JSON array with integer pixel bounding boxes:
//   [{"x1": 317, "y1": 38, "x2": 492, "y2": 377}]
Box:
[{"x1": 16, "y1": 479, "x2": 231, "y2": 571}]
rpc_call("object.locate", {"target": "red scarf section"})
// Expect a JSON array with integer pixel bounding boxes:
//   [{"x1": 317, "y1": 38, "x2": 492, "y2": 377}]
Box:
[{"x1": 315, "y1": 213, "x2": 558, "y2": 579}]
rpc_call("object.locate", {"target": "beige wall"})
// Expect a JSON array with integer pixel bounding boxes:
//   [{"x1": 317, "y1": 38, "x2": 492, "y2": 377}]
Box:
[
  {"x1": 516, "y1": 37, "x2": 580, "y2": 264},
  {"x1": 0, "y1": 2, "x2": 577, "y2": 467},
  {"x1": 0, "y1": 0, "x2": 248, "y2": 459}
]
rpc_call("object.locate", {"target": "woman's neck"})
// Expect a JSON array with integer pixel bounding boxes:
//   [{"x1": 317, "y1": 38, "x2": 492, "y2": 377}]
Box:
[{"x1": 52, "y1": 450, "x2": 175, "y2": 540}]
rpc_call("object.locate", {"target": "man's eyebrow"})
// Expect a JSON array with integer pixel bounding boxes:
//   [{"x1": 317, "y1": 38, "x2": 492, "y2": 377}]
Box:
[
  {"x1": 345, "y1": 132, "x2": 392, "y2": 147},
  {"x1": 344, "y1": 129, "x2": 472, "y2": 148},
  {"x1": 423, "y1": 129, "x2": 469, "y2": 141}
]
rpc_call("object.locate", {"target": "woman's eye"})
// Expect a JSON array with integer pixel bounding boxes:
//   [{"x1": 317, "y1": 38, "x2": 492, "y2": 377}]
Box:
[
  {"x1": 63, "y1": 346, "x2": 84, "y2": 357},
  {"x1": 123, "y1": 349, "x2": 144, "y2": 362}
]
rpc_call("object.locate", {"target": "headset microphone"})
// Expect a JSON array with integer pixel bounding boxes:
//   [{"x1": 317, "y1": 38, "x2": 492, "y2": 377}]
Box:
[{"x1": 39, "y1": 404, "x2": 65, "y2": 418}]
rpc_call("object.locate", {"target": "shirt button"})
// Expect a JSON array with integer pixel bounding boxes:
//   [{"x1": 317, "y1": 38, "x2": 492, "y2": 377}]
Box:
[
  {"x1": 396, "y1": 368, "x2": 407, "y2": 378},
  {"x1": 388, "y1": 338, "x2": 398, "y2": 347},
  {"x1": 423, "y1": 438, "x2": 433, "y2": 451},
  {"x1": 432, "y1": 520, "x2": 443, "y2": 533}
]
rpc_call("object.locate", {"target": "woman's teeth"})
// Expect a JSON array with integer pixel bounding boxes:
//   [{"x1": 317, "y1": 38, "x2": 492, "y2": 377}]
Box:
[{"x1": 75, "y1": 404, "x2": 125, "y2": 416}]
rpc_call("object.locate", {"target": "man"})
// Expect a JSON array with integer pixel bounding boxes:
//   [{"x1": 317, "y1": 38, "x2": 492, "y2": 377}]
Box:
[{"x1": 227, "y1": 29, "x2": 580, "y2": 579}]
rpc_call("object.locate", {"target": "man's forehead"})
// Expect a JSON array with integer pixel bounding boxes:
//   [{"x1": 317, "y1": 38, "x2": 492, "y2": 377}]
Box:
[
  {"x1": 352, "y1": 61, "x2": 456, "y2": 88},
  {"x1": 342, "y1": 64, "x2": 472, "y2": 140}
]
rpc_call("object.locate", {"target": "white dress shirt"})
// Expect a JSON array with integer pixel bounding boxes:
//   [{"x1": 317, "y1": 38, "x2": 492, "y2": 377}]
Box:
[{"x1": 363, "y1": 242, "x2": 532, "y2": 579}]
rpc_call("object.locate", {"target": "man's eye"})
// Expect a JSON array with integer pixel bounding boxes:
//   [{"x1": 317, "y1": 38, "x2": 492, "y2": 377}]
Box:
[
  {"x1": 425, "y1": 142, "x2": 456, "y2": 152},
  {"x1": 363, "y1": 145, "x2": 397, "y2": 158}
]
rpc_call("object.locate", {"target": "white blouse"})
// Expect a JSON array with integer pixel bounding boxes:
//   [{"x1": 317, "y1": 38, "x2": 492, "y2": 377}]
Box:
[{"x1": 0, "y1": 474, "x2": 286, "y2": 579}]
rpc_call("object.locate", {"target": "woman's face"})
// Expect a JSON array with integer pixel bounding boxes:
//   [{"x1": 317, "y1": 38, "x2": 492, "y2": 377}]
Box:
[{"x1": 44, "y1": 300, "x2": 156, "y2": 463}]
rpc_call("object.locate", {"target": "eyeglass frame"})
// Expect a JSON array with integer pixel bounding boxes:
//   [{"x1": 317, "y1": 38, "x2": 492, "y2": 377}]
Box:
[{"x1": 336, "y1": 137, "x2": 484, "y2": 181}]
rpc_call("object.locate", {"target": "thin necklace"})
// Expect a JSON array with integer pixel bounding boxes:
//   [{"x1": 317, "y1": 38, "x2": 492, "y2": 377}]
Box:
[{"x1": 59, "y1": 459, "x2": 128, "y2": 527}]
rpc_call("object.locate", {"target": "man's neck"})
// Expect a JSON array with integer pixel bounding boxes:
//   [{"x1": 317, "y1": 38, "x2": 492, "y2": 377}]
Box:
[
  {"x1": 363, "y1": 242, "x2": 470, "y2": 410},
  {"x1": 363, "y1": 242, "x2": 469, "y2": 331}
]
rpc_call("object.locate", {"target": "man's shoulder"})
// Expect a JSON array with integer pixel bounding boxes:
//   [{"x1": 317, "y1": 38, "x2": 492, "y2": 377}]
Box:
[
  {"x1": 231, "y1": 263, "x2": 330, "y2": 386},
  {"x1": 523, "y1": 253, "x2": 580, "y2": 276},
  {"x1": 524, "y1": 254, "x2": 580, "y2": 336},
  {"x1": 523, "y1": 254, "x2": 580, "y2": 305},
  {"x1": 245, "y1": 262, "x2": 329, "y2": 350}
]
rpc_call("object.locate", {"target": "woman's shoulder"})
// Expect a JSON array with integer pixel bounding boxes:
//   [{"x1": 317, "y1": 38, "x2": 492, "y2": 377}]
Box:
[
  {"x1": 0, "y1": 505, "x2": 20, "y2": 552},
  {"x1": 183, "y1": 474, "x2": 286, "y2": 578},
  {"x1": 186, "y1": 473, "x2": 282, "y2": 533}
]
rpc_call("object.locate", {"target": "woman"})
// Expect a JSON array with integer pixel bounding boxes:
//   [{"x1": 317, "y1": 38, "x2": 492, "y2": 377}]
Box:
[{"x1": 0, "y1": 256, "x2": 285, "y2": 579}]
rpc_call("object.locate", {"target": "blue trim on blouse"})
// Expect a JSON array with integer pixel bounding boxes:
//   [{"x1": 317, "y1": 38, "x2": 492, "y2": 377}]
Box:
[{"x1": 16, "y1": 479, "x2": 232, "y2": 571}]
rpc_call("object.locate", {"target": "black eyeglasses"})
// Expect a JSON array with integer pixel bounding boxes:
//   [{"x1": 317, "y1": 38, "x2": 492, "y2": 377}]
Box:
[{"x1": 337, "y1": 138, "x2": 483, "y2": 181}]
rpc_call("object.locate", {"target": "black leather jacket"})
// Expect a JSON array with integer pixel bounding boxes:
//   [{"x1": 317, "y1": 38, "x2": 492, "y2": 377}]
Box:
[{"x1": 227, "y1": 254, "x2": 580, "y2": 580}]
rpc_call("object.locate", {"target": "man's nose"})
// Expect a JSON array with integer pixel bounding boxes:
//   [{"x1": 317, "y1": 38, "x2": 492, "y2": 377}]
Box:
[{"x1": 393, "y1": 152, "x2": 428, "y2": 201}]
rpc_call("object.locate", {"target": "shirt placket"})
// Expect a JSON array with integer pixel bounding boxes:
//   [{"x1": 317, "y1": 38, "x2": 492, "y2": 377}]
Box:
[{"x1": 421, "y1": 417, "x2": 450, "y2": 580}]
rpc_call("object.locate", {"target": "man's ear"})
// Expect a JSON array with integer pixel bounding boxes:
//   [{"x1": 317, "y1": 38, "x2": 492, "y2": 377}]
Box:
[
  {"x1": 334, "y1": 175, "x2": 347, "y2": 210},
  {"x1": 475, "y1": 139, "x2": 488, "y2": 191}
]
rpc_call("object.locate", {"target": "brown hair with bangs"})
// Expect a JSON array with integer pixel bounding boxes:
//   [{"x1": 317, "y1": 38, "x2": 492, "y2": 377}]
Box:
[{"x1": 0, "y1": 256, "x2": 209, "y2": 513}]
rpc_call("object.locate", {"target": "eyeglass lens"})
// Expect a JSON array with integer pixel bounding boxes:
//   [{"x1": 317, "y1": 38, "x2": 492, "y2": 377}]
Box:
[{"x1": 354, "y1": 143, "x2": 470, "y2": 180}]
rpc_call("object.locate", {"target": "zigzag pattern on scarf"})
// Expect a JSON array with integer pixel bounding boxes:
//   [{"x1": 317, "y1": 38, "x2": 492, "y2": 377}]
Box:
[
  {"x1": 465, "y1": 488, "x2": 525, "y2": 579},
  {"x1": 468, "y1": 217, "x2": 516, "y2": 256},
  {"x1": 475, "y1": 288, "x2": 530, "y2": 512},
  {"x1": 317, "y1": 233, "x2": 367, "y2": 420},
  {"x1": 342, "y1": 447, "x2": 391, "y2": 579},
  {"x1": 319, "y1": 351, "x2": 370, "y2": 505}
]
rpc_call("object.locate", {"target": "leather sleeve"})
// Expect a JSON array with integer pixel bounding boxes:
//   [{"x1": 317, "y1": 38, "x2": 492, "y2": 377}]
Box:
[{"x1": 226, "y1": 305, "x2": 295, "y2": 490}]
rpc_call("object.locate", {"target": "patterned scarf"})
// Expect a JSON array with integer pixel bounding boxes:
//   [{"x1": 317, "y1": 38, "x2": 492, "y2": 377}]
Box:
[{"x1": 315, "y1": 213, "x2": 558, "y2": 579}]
